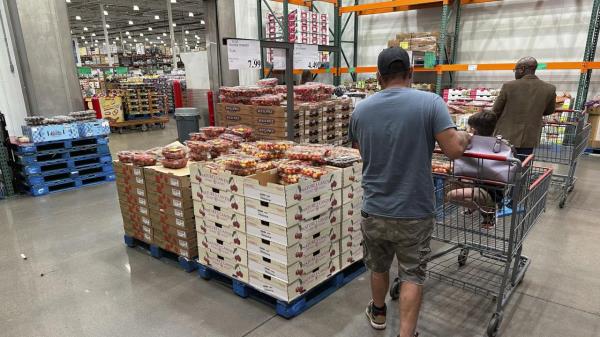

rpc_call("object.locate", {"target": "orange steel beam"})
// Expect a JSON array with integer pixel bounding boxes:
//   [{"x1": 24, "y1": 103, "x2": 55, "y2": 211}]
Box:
[
  {"x1": 586, "y1": 61, "x2": 600, "y2": 69},
  {"x1": 270, "y1": 0, "x2": 337, "y2": 7},
  {"x1": 345, "y1": 0, "x2": 499, "y2": 15}
]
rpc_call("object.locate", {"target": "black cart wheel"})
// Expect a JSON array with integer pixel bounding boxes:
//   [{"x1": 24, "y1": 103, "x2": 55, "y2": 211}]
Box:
[
  {"x1": 568, "y1": 183, "x2": 575, "y2": 193},
  {"x1": 458, "y1": 248, "x2": 469, "y2": 267},
  {"x1": 390, "y1": 278, "x2": 400, "y2": 300},
  {"x1": 487, "y1": 312, "x2": 503, "y2": 337}
]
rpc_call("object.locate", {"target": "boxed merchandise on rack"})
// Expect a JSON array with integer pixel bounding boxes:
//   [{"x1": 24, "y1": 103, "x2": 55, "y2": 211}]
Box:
[{"x1": 114, "y1": 160, "x2": 153, "y2": 244}]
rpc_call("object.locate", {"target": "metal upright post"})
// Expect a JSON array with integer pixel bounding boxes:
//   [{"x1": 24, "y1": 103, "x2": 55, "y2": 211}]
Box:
[
  {"x1": 100, "y1": 4, "x2": 112, "y2": 66},
  {"x1": 435, "y1": 3, "x2": 450, "y2": 96},
  {"x1": 449, "y1": 1, "x2": 461, "y2": 88},
  {"x1": 257, "y1": 0, "x2": 265, "y2": 79},
  {"x1": 167, "y1": 0, "x2": 177, "y2": 69},
  {"x1": 575, "y1": 0, "x2": 600, "y2": 110},
  {"x1": 352, "y1": 0, "x2": 359, "y2": 82},
  {"x1": 282, "y1": 1, "x2": 295, "y2": 141},
  {"x1": 333, "y1": 0, "x2": 342, "y2": 85}
]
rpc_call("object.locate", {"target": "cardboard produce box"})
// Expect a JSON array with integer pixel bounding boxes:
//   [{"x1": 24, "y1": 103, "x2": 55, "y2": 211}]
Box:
[
  {"x1": 147, "y1": 190, "x2": 193, "y2": 212},
  {"x1": 199, "y1": 249, "x2": 249, "y2": 283},
  {"x1": 249, "y1": 259, "x2": 339, "y2": 302},
  {"x1": 341, "y1": 200, "x2": 361, "y2": 220},
  {"x1": 216, "y1": 103, "x2": 252, "y2": 116},
  {"x1": 197, "y1": 218, "x2": 247, "y2": 249},
  {"x1": 154, "y1": 222, "x2": 197, "y2": 241},
  {"x1": 245, "y1": 207, "x2": 341, "y2": 246},
  {"x1": 341, "y1": 244, "x2": 363, "y2": 270},
  {"x1": 588, "y1": 114, "x2": 600, "y2": 148},
  {"x1": 245, "y1": 189, "x2": 342, "y2": 228},
  {"x1": 341, "y1": 233, "x2": 363, "y2": 253},
  {"x1": 342, "y1": 182, "x2": 363, "y2": 205},
  {"x1": 190, "y1": 162, "x2": 246, "y2": 195},
  {"x1": 342, "y1": 162, "x2": 363, "y2": 187},
  {"x1": 154, "y1": 231, "x2": 197, "y2": 251},
  {"x1": 150, "y1": 208, "x2": 195, "y2": 230},
  {"x1": 144, "y1": 165, "x2": 191, "y2": 190},
  {"x1": 253, "y1": 126, "x2": 301, "y2": 139},
  {"x1": 154, "y1": 235, "x2": 197, "y2": 259},
  {"x1": 194, "y1": 200, "x2": 247, "y2": 229},
  {"x1": 120, "y1": 200, "x2": 150, "y2": 218},
  {"x1": 243, "y1": 168, "x2": 342, "y2": 207},
  {"x1": 253, "y1": 105, "x2": 298, "y2": 119},
  {"x1": 341, "y1": 213, "x2": 361, "y2": 236},
  {"x1": 246, "y1": 227, "x2": 339, "y2": 266},
  {"x1": 218, "y1": 112, "x2": 254, "y2": 126},
  {"x1": 191, "y1": 183, "x2": 245, "y2": 214},
  {"x1": 199, "y1": 235, "x2": 248, "y2": 266},
  {"x1": 248, "y1": 246, "x2": 336, "y2": 283}
]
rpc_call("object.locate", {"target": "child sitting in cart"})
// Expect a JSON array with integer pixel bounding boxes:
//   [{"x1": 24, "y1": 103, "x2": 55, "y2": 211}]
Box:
[{"x1": 446, "y1": 111, "x2": 505, "y2": 229}]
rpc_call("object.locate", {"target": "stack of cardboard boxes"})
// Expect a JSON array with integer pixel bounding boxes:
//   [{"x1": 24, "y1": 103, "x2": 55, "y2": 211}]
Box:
[
  {"x1": 243, "y1": 167, "x2": 343, "y2": 302},
  {"x1": 339, "y1": 162, "x2": 364, "y2": 269},
  {"x1": 114, "y1": 161, "x2": 153, "y2": 244},
  {"x1": 253, "y1": 105, "x2": 303, "y2": 141},
  {"x1": 192, "y1": 162, "x2": 250, "y2": 283},
  {"x1": 300, "y1": 103, "x2": 322, "y2": 144},
  {"x1": 387, "y1": 32, "x2": 440, "y2": 53},
  {"x1": 144, "y1": 165, "x2": 197, "y2": 260}
]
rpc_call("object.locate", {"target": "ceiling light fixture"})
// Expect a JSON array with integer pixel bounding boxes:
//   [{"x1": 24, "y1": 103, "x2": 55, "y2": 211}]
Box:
[
  {"x1": 66, "y1": 0, "x2": 71, "y2": 3},
  {"x1": 92, "y1": 33, "x2": 96, "y2": 36},
  {"x1": 185, "y1": 30, "x2": 189, "y2": 34},
  {"x1": 171, "y1": 0, "x2": 176, "y2": 3},
  {"x1": 133, "y1": 5, "x2": 139, "y2": 11},
  {"x1": 83, "y1": 27, "x2": 88, "y2": 31},
  {"x1": 172, "y1": 23, "x2": 176, "y2": 27},
  {"x1": 139, "y1": 33, "x2": 144, "y2": 36},
  {"x1": 157, "y1": 37, "x2": 161, "y2": 40},
  {"x1": 128, "y1": 20, "x2": 133, "y2": 25},
  {"x1": 201, "y1": 20, "x2": 205, "y2": 25},
  {"x1": 134, "y1": 39, "x2": 137, "y2": 42},
  {"x1": 75, "y1": 15, "x2": 81, "y2": 20},
  {"x1": 105, "y1": 24, "x2": 110, "y2": 28},
  {"x1": 148, "y1": 27, "x2": 153, "y2": 31},
  {"x1": 145, "y1": 38, "x2": 149, "y2": 41},
  {"x1": 115, "y1": 37, "x2": 120, "y2": 40},
  {"x1": 128, "y1": 36, "x2": 132, "y2": 39},
  {"x1": 81, "y1": 36, "x2": 85, "y2": 39},
  {"x1": 125, "y1": 31, "x2": 130, "y2": 35},
  {"x1": 103, "y1": 10, "x2": 108, "y2": 15},
  {"x1": 163, "y1": 32, "x2": 167, "y2": 36},
  {"x1": 189, "y1": 12, "x2": 194, "y2": 17},
  {"x1": 154, "y1": 15, "x2": 159, "y2": 20},
  {"x1": 95, "y1": 39, "x2": 98, "y2": 42}
]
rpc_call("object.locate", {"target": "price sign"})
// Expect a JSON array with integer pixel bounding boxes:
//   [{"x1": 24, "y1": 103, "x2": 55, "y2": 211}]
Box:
[
  {"x1": 227, "y1": 39, "x2": 262, "y2": 70},
  {"x1": 293, "y1": 44, "x2": 319, "y2": 69},
  {"x1": 272, "y1": 48, "x2": 286, "y2": 70}
]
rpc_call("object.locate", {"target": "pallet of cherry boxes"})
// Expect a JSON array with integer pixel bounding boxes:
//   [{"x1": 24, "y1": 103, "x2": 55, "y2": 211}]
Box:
[
  {"x1": 114, "y1": 145, "x2": 197, "y2": 261},
  {"x1": 191, "y1": 156, "x2": 364, "y2": 302}
]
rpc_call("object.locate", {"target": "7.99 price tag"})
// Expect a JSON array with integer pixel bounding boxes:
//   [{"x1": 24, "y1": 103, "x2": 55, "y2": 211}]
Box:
[{"x1": 228, "y1": 39, "x2": 262, "y2": 70}]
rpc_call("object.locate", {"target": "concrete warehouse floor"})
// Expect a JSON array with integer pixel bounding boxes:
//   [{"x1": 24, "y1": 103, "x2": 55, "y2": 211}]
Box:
[{"x1": 1, "y1": 120, "x2": 599, "y2": 337}]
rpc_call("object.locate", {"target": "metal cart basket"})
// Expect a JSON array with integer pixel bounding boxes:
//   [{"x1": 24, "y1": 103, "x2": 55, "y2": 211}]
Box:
[
  {"x1": 533, "y1": 109, "x2": 591, "y2": 208},
  {"x1": 391, "y1": 152, "x2": 553, "y2": 337}
]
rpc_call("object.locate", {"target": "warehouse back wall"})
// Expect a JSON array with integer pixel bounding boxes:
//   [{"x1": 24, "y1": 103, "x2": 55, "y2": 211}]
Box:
[{"x1": 235, "y1": 0, "x2": 598, "y2": 97}]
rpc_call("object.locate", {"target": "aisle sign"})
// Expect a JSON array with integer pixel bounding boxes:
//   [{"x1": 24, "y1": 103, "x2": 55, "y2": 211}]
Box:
[
  {"x1": 293, "y1": 44, "x2": 319, "y2": 69},
  {"x1": 227, "y1": 39, "x2": 262, "y2": 70},
  {"x1": 272, "y1": 48, "x2": 286, "y2": 70}
]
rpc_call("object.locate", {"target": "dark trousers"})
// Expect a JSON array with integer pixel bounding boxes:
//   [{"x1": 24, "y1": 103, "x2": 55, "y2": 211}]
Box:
[{"x1": 515, "y1": 147, "x2": 534, "y2": 161}]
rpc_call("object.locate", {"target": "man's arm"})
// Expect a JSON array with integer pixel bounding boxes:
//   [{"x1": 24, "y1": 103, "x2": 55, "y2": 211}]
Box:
[
  {"x1": 492, "y1": 85, "x2": 507, "y2": 118},
  {"x1": 435, "y1": 129, "x2": 471, "y2": 160},
  {"x1": 543, "y1": 90, "x2": 557, "y2": 116}
]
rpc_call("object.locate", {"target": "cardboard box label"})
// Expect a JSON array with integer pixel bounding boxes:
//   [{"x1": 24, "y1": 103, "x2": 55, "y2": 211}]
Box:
[
  {"x1": 170, "y1": 178, "x2": 180, "y2": 187},
  {"x1": 136, "y1": 177, "x2": 144, "y2": 185},
  {"x1": 173, "y1": 199, "x2": 182, "y2": 208},
  {"x1": 141, "y1": 216, "x2": 151, "y2": 226},
  {"x1": 138, "y1": 197, "x2": 147, "y2": 206},
  {"x1": 139, "y1": 206, "x2": 148, "y2": 216},
  {"x1": 175, "y1": 218, "x2": 185, "y2": 228},
  {"x1": 136, "y1": 188, "x2": 145, "y2": 197},
  {"x1": 174, "y1": 209, "x2": 184, "y2": 218},
  {"x1": 172, "y1": 187, "x2": 182, "y2": 198},
  {"x1": 133, "y1": 168, "x2": 142, "y2": 176}
]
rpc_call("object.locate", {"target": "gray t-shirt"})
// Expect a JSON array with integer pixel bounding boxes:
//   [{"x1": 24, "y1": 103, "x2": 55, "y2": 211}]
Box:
[{"x1": 349, "y1": 87, "x2": 455, "y2": 219}]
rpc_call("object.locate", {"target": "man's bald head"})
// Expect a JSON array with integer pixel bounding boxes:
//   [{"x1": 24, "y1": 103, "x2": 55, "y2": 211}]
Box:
[{"x1": 514, "y1": 57, "x2": 537, "y2": 79}]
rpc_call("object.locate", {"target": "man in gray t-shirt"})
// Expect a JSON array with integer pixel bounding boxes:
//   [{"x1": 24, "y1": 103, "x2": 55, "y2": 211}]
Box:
[{"x1": 349, "y1": 47, "x2": 470, "y2": 337}]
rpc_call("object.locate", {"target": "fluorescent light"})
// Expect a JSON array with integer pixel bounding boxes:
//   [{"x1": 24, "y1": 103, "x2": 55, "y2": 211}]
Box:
[
  {"x1": 188, "y1": 12, "x2": 194, "y2": 17},
  {"x1": 115, "y1": 37, "x2": 119, "y2": 40},
  {"x1": 128, "y1": 20, "x2": 133, "y2": 25},
  {"x1": 139, "y1": 33, "x2": 144, "y2": 36},
  {"x1": 128, "y1": 36, "x2": 132, "y2": 39},
  {"x1": 83, "y1": 27, "x2": 88, "y2": 31},
  {"x1": 133, "y1": 5, "x2": 139, "y2": 11},
  {"x1": 145, "y1": 38, "x2": 148, "y2": 41},
  {"x1": 157, "y1": 37, "x2": 161, "y2": 40},
  {"x1": 66, "y1": 0, "x2": 71, "y2": 3},
  {"x1": 163, "y1": 32, "x2": 167, "y2": 36},
  {"x1": 84, "y1": 41, "x2": 88, "y2": 44},
  {"x1": 200, "y1": 20, "x2": 205, "y2": 25},
  {"x1": 148, "y1": 27, "x2": 153, "y2": 31},
  {"x1": 125, "y1": 31, "x2": 130, "y2": 35},
  {"x1": 171, "y1": 0, "x2": 176, "y2": 3},
  {"x1": 75, "y1": 15, "x2": 81, "y2": 20},
  {"x1": 94, "y1": 43, "x2": 98, "y2": 46},
  {"x1": 172, "y1": 23, "x2": 176, "y2": 27},
  {"x1": 105, "y1": 24, "x2": 110, "y2": 28},
  {"x1": 91, "y1": 33, "x2": 96, "y2": 36},
  {"x1": 134, "y1": 39, "x2": 137, "y2": 42},
  {"x1": 185, "y1": 30, "x2": 189, "y2": 34},
  {"x1": 194, "y1": 35, "x2": 199, "y2": 39},
  {"x1": 103, "y1": 10, "x2": 108, "y2": 15},
  {"x1": 94, "y1": 39, "x2": 98, "y2": 42},
  {"x1": 154, "y1": 15, "x2": 159, "y2": 20}
]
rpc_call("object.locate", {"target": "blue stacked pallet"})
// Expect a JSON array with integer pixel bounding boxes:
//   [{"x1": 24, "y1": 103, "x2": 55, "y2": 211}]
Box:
[
  {"x1": 14, "y1": 135, "x2": 115, "y2": 196},
  {"x1": 197, "y1": 260, "x2": 366, "y2": 318}
]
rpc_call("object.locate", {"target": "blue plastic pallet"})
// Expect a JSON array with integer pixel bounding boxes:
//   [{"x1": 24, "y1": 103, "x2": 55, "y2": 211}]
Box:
[
  {"x1": 22, "y1": 171, "x2": 115, "y2": 196},
  {"x1": 13, "y1": 135, "x2": 108, "y2": 155},
  {"x1": 197, "y1": 259, "x2": 366, "y2": 319},
  {"x1": 19, "y1": 163, "x2": 114, "y2": 185},
  {"x1": 123, "y1": 235, "x2": 197, "y2": 273},
  {"x1": 125, "y1": 113, "x2": 164, "y2": 120},
  {"x1": 18, "y1": 154, "x2": 112, "y2": 175},
  {"x1": 17, "y1": 144, "x2": 110, "y2": 165}
]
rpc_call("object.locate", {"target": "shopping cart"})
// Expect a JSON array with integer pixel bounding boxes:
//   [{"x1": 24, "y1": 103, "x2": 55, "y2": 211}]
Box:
[
  {"x1": 533, "y1": 109, "x2": 591, "y2": 208},
  {"x1": 390, "y1": 152, "x2": 553, "y2": 337}
]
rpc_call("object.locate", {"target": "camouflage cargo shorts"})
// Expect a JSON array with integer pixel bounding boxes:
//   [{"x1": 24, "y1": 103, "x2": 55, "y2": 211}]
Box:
[{"x1": 360, "y1": 211, "x2": 435, "y2": 285}]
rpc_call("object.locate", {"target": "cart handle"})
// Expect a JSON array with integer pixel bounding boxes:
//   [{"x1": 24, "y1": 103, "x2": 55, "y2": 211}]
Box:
[
  {"x1": 529, "y1": 167, "x2": 553, "y2": 191},
  {"x1": 521, "y1": 154, "x2": 534, "y2": 167},
  {"x1": 435, "y1": 148, "x2": 512, "y2": 162}
]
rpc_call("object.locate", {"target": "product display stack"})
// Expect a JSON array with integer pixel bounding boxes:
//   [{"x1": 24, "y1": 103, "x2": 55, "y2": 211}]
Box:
[
  {"x1": 265, "y1": 9, "x2": 330, "y2": 63},
  {"x1": 243, "y1": 151, "x2": 343, "y2": 302},
  {"x1": 192, "y1": 160, "x2": 250, "y2": 283},
  {"x1": 339, "y1": 158, "x2": 364, "y2": 269},
  {"x1": 334, "y1": 98, "x2": 352, "y2": 146},
  {"x1": 300, "y1": 102, "x2": 321, "y2": 144},
  {"x1": 114, "y1": 155, "x2": 153, "y2": 245},
  {"x1": 119, "y1": 83, "x2": 167, "y2": 120},
  {"x1": 145, "y1": 145, "x2": 197, "y2": 260}
]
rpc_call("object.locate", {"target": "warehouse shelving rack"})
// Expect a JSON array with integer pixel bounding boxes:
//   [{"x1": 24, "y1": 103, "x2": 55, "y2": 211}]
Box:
[{"x1": 266, "y1": 0, "x2": 600, "y2": 106}]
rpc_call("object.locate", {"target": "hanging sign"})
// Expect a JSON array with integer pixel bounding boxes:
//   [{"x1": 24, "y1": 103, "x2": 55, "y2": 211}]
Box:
[
  {"x1": 293, "y1": 44, "x2": 319, "y2": 69},
  {"x1": 272, "y1": 48, "x2": 286, "y2": 70},
  {"x1": 227, "y1": 39, "x2": 262, "y2": 70}
]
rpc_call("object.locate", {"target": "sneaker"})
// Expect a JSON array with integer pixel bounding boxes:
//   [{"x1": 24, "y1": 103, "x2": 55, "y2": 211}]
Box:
[{"x1": 365, "y1": 300, "x2": 387, "y2": 330}]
